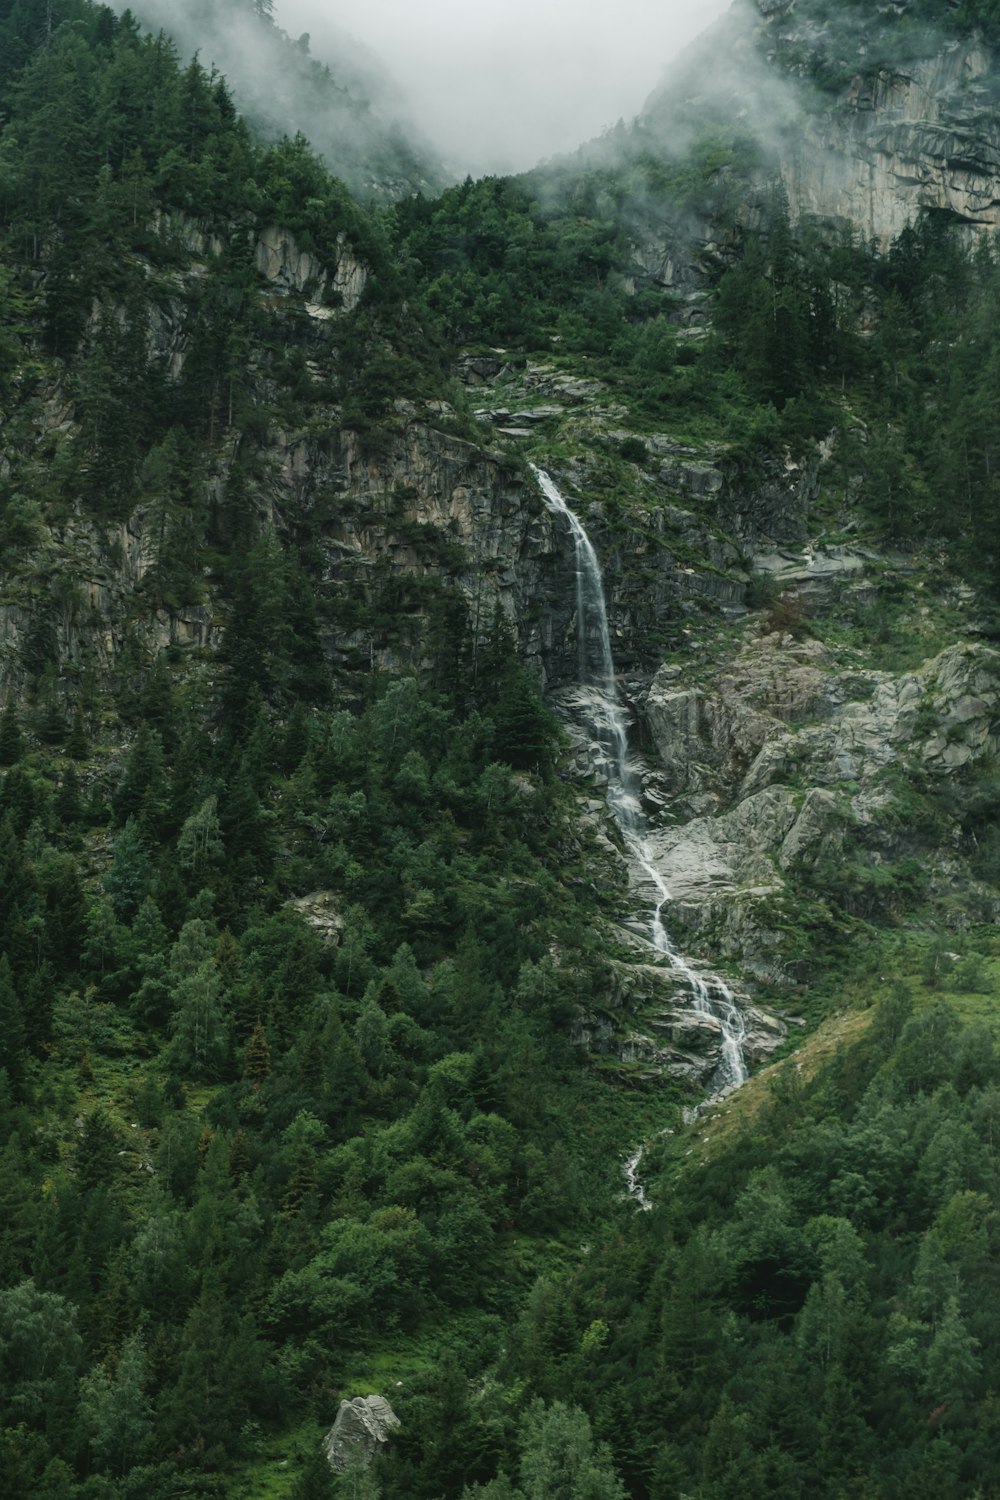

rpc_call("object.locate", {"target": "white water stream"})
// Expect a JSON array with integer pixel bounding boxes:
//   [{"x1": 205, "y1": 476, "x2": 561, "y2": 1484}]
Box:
[{"x1": 532, "y1": 467, "x2": 748, "y2": 1206}]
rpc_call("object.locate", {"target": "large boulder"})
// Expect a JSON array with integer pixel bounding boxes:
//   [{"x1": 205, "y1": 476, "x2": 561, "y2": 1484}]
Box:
[{"x1": 323, "y1": 1394, "x2": 401, "y2": 1473}]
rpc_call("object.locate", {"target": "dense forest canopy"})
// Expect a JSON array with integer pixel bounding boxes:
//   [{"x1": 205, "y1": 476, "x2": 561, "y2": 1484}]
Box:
[{"x1": 2, "y1": 1, "x2": 1000, "y2": 1497}]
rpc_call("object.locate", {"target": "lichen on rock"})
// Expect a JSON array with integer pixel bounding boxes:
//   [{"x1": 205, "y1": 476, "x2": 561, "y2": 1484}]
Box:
[{"x1": 323, "y1": 1394, "x2": 401, "y2": 1473}]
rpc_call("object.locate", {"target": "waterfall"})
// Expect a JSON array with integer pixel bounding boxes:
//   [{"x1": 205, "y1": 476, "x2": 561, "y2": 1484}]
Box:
[{"x1": 533, "y1": 467, "x2": 748, "y2": 1193}]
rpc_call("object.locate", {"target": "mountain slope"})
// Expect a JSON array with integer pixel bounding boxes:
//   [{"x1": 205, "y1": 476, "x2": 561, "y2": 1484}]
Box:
[
  {"x1": 113, "y1": 0, "x2": 447, "y2": 199},
  {"x1": 585, "y1": 0, "x2": 1000, "y2": 310},
  {"x1": 3, "y1": 2, "x2": 1000, "y2": 1498}
]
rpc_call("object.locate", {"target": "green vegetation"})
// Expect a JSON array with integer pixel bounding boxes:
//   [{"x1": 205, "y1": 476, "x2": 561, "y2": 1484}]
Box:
[
  {"x1": 392, "y1": 172, "x2": 1000, "y2": 586},
  {"x1": 548, "y1": 979, "x2": 1000, "y2": 1499},
  {"x1": 771, "y1": 0, "x2": 1000, "y2": 83},
  {"x1": 3, "y1": 0, "x2": 1000, "y2": 1496}
]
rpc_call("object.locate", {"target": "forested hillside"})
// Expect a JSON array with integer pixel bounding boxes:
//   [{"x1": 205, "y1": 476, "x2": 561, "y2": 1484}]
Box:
[
  {"x1": 3, "y1": 1, "x2": 1000, "y2": 1497},
  {"x1": 108, "y1": 0, "x2": 446, "y2": 200}
]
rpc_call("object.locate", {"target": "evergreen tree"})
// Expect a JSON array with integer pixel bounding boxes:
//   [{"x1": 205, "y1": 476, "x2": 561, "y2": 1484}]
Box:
[
  {"x1": 78, "y1": 1332, "x2": 152, "y2": 1477},
  {"x1": 243, "y1": 1017, "x2": 271, "y2": 1089},
  {"x1": 167, "y1": 959, "x2": 232, "y2": 1081},
  {"x1": 519, "y1": 1400, "x2": 627, "y2": 1500},
  {"x1": 925, "y1": 1296, "x2": 982, "y2": 1417},
  {"x1": 0, "y1": 955, "x2": 27, "y2": 1088},
  {"x1": 0, "y1": 704, "x2": 24, "y2": 766},
  {"x1": 163, "y1": 1277, "x2": 269, "y2": 1460},
  {"x1": 289, "y1": 1445, "x2": 338, "y2": 1499},
  {"x1": 64, "y1": 708, "x2": 89, "y2": 761},
  {"x1": 53, "y1": 765, "x2": 82, "y2": 827},
  {"x1": 113, "y1": 723, "x2": 168, "y2": 830},
  {"x1": 177, "y1": 795, "x2": 224, "y2": 884},
  {"x1": 103, "y1": 815, "x2": 152, "y2": 922},
  {"x1": 76, "y1": 1111, "x2": 122, "y2": 1192},
  {"x1": 0, "y1": 1279, "x2": 84, "y2": 1439}
]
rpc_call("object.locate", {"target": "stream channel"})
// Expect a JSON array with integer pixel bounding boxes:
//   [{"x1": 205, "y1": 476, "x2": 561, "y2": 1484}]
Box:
[{"x1": 532, "y1": 466, "x2": 748, "y2": 1209}]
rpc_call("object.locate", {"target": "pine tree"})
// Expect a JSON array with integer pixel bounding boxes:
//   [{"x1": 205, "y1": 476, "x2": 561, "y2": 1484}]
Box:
[
  {"x1": 167, "y1": 960, "x2": 232, "y2": 1082},
  {"x1": 243, "y1": 1018, "x2": 271, "y2": 1090},
  {"x1": 177, "y1": 795, "x2": 224, "y2": 884},
  {"x1": 54, "y1": 765, "x2": 82, "y2": 826},
  {"x1": 0, "y1": 1280, "x2": 84, "y2": 1433},
  {"x1": 114, "y1": 724, "x2": 169, "y2": 833},
  {"x1": 75, "y1": 1112, "x2": 121, "y2": 1193},
  {"x1": 164, "y1": 1278, "x2": 269, "y2": 1458},
  {"x1": 103, "y1": 816, "x2": 152, "y2": 922},
  {"x1": 0, "y1": 705, "x2": 24, "y2": 766},
  {"x1": 0, "y1": 955, "x2": 27, "y2": 1088},
  {"x1": 925, "y1": 1295, "x2": 982, "y2": 1416},
  {"x1": 355, "y1": 991, "x2": 393, "y2": 1079},
  {"x1": 31, "y1": 666, "x2": 66, "y2": 746},
  {"x1": 64, "y1": 707, "x2": 89, "y2": 761},
  {"x1": 79, "y1": 1332, "x2": 152, "y2": 1477},
  {"x1": 289, "y1": 1445, "x2": 339, "y2": 1499}
]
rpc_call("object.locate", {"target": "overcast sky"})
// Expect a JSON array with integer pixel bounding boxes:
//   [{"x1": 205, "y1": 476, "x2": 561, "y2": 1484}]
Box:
[{"x1": 273, "y1": 0, "x2": 734, "y2": 174}]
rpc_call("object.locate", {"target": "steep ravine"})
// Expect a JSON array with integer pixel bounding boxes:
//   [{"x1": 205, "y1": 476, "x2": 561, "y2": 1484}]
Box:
[
  {"x1": 534, "y1": 467, "x2": 779, "y2": 1095},
  {"x1": 530, "y1": 449, "x2": 1000, "y2": 1117}
]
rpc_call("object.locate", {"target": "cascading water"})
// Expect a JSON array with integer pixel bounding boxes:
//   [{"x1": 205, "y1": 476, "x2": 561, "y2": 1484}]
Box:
[{"x1": 533, "y1": 466, "x2": 748, "y2": 1199}]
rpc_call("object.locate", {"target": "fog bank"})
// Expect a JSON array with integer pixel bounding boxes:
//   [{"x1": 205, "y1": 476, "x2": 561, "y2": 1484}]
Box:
[{"x1": 276, "y1": 0, "x2": 733, "y2": 174}]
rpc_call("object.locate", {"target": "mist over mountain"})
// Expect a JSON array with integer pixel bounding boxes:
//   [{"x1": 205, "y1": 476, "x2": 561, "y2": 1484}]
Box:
[
  {"x1": 555, "y1": 0, "x2": 1000, "y2": 264},
  {"x1": 274, "y1": 0, "x2": 731, "y2": 175},
  {"x1": 114, "y1": 0, "x2": 447, "y2": 197}
]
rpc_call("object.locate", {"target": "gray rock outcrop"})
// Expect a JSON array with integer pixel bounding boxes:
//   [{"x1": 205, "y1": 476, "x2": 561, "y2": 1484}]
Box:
[
  {"x1": 287, "y1": 891, "x2": 344, "y2": 946},
  {"x1": 605, "y1": 955, "x2": 787, "y2": 1082},
  {"x1": 779, "y1": 41, "x2": 1000, "y2": 243},
  {"x1": 638, "y1": 633, "x2": 1000, "y2": 977},
  {"x1": 629, "y1": 1, "x2": 1000, "y2": 322},
  {"x1": 645, "y1": 633, "x2": 836, "y2": 804},
  {"x1": 255, "y1": 224, "x2": 368, "y2": 312},
  {"x1": 324, "y1": 1394, "x2": 401, "y2": 1473}
]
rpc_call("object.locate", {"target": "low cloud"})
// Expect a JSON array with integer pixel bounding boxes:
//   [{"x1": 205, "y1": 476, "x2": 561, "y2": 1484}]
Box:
[{"x1": 276, "y1": 0, "x2": 733, "y2": 174}]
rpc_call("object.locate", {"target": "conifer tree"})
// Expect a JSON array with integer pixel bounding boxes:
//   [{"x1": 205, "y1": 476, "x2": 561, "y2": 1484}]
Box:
[
  {"x1": 289, "y1": 1446, "x2": 338, "y2": 1499},
  {"x1": 243, "y1": 1017, "x2": 271, "y2": 1090},
  {"x1": 64, "y1": 707, "x2": 89, "y2": 761},
  {"x1": 0, "y1": 1280, "x2": 84, "y2": 1435},
  {"x1": 79, "y1": 1332, "x2": 152, "y2": 1477},
  {"x1": 167, "y1": 960, "x2": 232, "y2": 1081},
  {"x1": 0, "y1": 705, "x2": 24, "y2": 767},
  {"x1": 925, "y1": 1296, "x2": 982, "y2": 1415},
  {"x1": 113, "y1": 723, "x2": 168, "y2": 830},
  {"x1": 54, "y1": 765, "x2": 82, "y2": 827},
  {"x1": 177, "y1": 795, "x2": 224, "y2": 884},
  {"x1": 75, "y1": 1111, "x2": 121, "y2": 1192},
  {"x1": 103, "y1": 816, "x2": 152, "y2": 922},
  {"x1": 0, "y1": 956, "x2": 27, "y2": 1088}
]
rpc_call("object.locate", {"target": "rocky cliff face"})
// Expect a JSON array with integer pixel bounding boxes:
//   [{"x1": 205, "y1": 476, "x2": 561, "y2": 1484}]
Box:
[
  {"x1": 640, "y1": 612, "x2": 1000, "y2": 982},
  {"x1": 0, "y1": 213, "x2": 748, "y2": 710},
  {"x1": 635, "y1": 0, "x2": 1000, "y2": 279},
  {"x1": 8, "y1": 9, "x2": 998, "y2": 1103},
  {"x1": 765, "y1": 10, "x2": 1000, "y2": 240},
  {"x1": 33, "y1": 1, "x2": 1000, "y2": 711}
]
